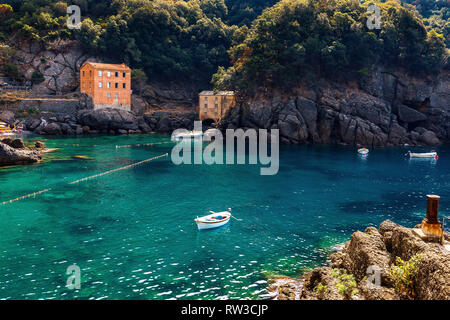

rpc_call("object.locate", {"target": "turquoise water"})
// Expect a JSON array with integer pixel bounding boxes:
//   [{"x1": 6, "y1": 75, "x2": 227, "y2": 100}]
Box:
[{"x1": 0, "y1": 134, "x2": 449, "y2": 300}]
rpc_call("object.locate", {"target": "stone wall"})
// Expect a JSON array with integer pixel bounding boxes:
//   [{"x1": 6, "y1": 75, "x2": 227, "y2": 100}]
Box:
[{"x1": 18, "y1": 99, "x2": 80, "y2": 115}]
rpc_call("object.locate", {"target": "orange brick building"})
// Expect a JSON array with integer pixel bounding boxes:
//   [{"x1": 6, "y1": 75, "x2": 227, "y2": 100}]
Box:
[{"x1": 80, "y1": 62, "x2": 131, "y2": 111}]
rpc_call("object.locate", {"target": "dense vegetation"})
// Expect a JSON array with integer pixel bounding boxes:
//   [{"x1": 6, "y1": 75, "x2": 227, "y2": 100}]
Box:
[
  {"x1": 394, "y1": 0, "x2": 449, "y2": 47},
  {"x1": 212, "y1": 0, "x2": 448, "y2": 92},
  {"x1": 0, "y1": 0, "x2": 448, "y2": 91}
]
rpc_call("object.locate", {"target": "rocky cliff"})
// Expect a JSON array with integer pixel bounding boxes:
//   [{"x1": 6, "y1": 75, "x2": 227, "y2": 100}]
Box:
[
  {"x1": 5, "y1": 105, "x2": 196, "y2": 136},
  {"x1": 270, "y1": 220, "x2": 450, "y2": 300},
  {"x1": 8, "y1": 38, "x2": 198, "y2": 110},
  {"x1": 221, "y1": 68, "x2": 450, "y2": 147},
  {"x1": 4, "y1": 38, "x2": 449, "y2": 146}
]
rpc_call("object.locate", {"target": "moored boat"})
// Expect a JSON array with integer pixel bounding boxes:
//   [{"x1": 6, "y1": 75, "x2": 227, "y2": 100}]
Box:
[
  {"x1": 406, "y1": 151, "x2": 438, "y2": 159},
  {"x1": 195, "y1": 209, "x2": 231, "y2": 230},
  {"x1": 358, "y1": 148, "x2": 369, "y2": 156},
  {"x1": 172, "y1": 130, "x2": 203, "y2": 141}
]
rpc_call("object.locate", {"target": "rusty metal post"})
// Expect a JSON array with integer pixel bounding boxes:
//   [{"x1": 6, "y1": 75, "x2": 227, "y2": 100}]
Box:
[
  {"x1": 421, "y1": 195, "x2": 442, "y2": 239},
  {"x1": 425, "y1": 195, "x2": 440, "y2": 224}
]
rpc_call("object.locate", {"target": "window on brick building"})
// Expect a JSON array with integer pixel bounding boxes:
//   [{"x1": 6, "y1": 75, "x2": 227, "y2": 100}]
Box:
[
  {"x1": 99, "y1": 82, "x2": 102, "y2": 88},
  {"x1": 98, "y1": 71, "x2": 102, "y2": 76}
]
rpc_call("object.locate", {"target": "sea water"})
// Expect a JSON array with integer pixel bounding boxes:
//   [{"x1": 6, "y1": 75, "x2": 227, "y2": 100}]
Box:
[{"x1": 0, "y1": 134, "x2": 448, "y2": 299}]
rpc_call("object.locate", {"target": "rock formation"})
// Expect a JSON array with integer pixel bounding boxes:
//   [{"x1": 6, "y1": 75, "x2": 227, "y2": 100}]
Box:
[
  {"x1": 3, "y1": 36, "x2": 449, "y2": 146},
  {"x1": 221, "y1": 69, "x2": 450, "y2": 146},
  {"x1": 0, "y1": 138, "x2": 42, "y2": 166},
  {"x1": 273, "y1": 220, "x2": 450, "y2": 300}
]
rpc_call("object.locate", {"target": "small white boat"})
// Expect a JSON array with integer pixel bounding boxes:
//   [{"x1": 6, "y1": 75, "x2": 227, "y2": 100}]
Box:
[
  {"x1": 406, "y1": 151, "x2": 437, "y2": 159},
  {"x1": 195, "y1": 209, "x2": 231, "y2": 230},
  {"x1": 172, "y1": 131, "x2": 203, "y2": 141},
  {"x1": 358, "y1": 148, "x2": 369, "y2": 156}
]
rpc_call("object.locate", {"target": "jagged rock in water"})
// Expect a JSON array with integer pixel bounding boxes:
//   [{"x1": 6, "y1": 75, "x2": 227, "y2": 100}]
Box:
[
  {"x1": 10, "y1": 139, "x2": 25, "y2": 149},
  {"x1": 0, "y1": 141, "x2": 41, "y2": 166},
  {"x1": 35, "y1": 141, "x2": 46, "y2": 149},
  {"x1": 293, "y1": 220, "x2": 449, "y2": 300}
]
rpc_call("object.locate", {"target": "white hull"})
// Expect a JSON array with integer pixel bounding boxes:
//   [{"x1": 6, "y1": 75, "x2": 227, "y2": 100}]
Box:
[
  {"x1": 172, "y1": 131, "x2": 203, "y2": 141},
  {"x1": 409, "y1": 152, "x2": 437, "y2": 158},
  {"x1": 358, "y1": 148, "x2": 369, "y2": 155},
  {"x1": 196, "y1": 219, "x2": 230, "y2": 230},
  {"x1": 195, "y1": 211, "x2": 231, "y2": 230}
]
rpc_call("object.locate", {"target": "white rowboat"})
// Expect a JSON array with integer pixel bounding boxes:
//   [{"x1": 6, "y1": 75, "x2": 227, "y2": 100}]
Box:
[
  {"x1": 195, "y1": 209, "x2": 231, "y2": 230},
  {"x1": 358, "y1": 148, "x2": 369, "y2": 156},
  {"x1": 407, "y1": 151, "x2": 437, "y2": 159}
]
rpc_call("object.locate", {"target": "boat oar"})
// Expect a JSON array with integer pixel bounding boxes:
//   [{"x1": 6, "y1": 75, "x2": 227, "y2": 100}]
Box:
[{"x1": 230, "y1": 214, "x2": 242, "y2": 222}]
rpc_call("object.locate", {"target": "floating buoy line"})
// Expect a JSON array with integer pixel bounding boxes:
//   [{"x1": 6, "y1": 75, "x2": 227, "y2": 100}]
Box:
[
  {"x1": 0, "y1": 189, "x2": 53, "y2": 205},
  {"x1": 69, "y1": 153, "x2": 168, "y2": 184},
  {"x1": 115, "y1": 141, "x2": 174, "y2": 149},
  {"x1": 53, "y1": 141, "x2": 173, "y2": 148},
  {"x1": 0, "y1": 153, "x2": 168, "y2": 206}
]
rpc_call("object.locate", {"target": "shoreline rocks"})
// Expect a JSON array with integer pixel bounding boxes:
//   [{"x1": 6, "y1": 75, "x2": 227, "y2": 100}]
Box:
[
  {"x1": 220, "y1": 69, "x2": 450, "y2": 147},
  {"x1": 13, "y1": 108, "x2": 197, "y2": 137},
  {"x1": 272, "y1": 220, "x2": 450, "y2": 300},
  {"x1": 0, "y1": 138, "x2": 44, "y2": 166}
]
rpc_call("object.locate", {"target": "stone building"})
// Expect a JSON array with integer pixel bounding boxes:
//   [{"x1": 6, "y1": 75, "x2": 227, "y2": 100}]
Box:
[{"x1": 198, "y1": 91, "x2": 235, "y2": 121}]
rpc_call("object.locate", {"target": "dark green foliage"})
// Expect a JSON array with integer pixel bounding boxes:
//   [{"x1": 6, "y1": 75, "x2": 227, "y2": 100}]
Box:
[
  {"x1": 2, "y1": 62, "x2": 20, "y2": 80},
  {"x1": 212, "y1": 0, "x2": 447, "y2": 92},
  {"x1": 131, "y1": 68, "x2": 148, "y2": 92},
  {"x1": 225, "y1": 0, "x2": 278, "y2": 26},
  {"x1": 0, "y1": 0, "x2": 447, "y2": 90},
  {"x1": 31, "y1": 71, "x2": 45, "y2": 83}
]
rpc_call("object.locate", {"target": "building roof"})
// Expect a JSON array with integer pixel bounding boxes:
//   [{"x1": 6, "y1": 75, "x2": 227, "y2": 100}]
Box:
[
  {"x1": 199, "y1": 90, "x2": 234, "y2": 96},
  {"x1": 81, "y1": 62, "x2": 130, "y2": 71}
]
